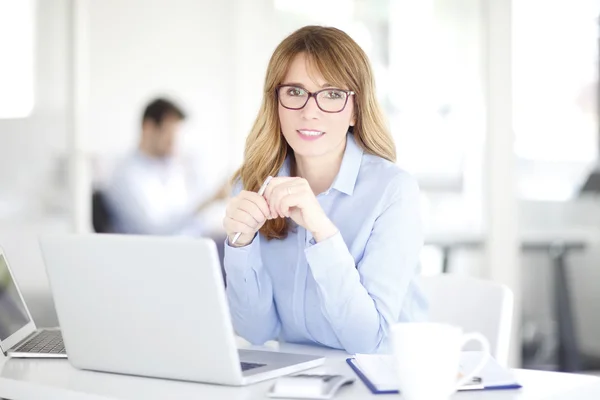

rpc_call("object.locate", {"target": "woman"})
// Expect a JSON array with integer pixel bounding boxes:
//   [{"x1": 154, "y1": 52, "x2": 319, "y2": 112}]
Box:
[{"x1": 223, "y1": 26, "x2": 426, "y2": 354}]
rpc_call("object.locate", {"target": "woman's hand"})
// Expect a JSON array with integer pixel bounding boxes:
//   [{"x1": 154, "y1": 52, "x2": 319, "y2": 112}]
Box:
[
  {"x1": 223, "y1": 190, "x2": 271, "y2": 247},
  {"x1": 263, "y1": 177, "x2": 338, "y2": 242}
]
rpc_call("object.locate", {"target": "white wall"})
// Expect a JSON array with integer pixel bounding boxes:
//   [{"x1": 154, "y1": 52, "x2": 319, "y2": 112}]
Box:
[
  {"x1": 0, "y1": 0, "x2": 70, "y2": 326},
  {"x1": 0, "y1": 0, "x2": 272, "y2": 323},
  {"x1": 0, "y1": 0, "x2": 69, "y2": 220},
  {"x1": 231, "y1": 0, "x2": 280, "y2": 166},
  {"x1": 0, "y1": 0, "x2": 243, "y2": 326},
  {"x1": 87, "y1": 0, "x2": 235, "y2": 192}
]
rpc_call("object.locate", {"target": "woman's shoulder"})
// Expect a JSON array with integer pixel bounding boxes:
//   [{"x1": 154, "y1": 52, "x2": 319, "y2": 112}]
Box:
[{"x1": 358, "y1": 153, "x2": 419, "y2": 197}]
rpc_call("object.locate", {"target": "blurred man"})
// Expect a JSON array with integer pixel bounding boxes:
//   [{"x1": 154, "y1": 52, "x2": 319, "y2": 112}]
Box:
[{"x1": 106, "y1": 98, "x2": 228, "y2": 236}]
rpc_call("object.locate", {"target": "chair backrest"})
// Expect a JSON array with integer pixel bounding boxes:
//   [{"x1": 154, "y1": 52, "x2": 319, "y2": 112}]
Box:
[
  {"x1": 91, "y1": 190, "x2": 114, "y2": 233},
  {"x1": 417, "y1": 274, "x2": 513, "y2": 366}
]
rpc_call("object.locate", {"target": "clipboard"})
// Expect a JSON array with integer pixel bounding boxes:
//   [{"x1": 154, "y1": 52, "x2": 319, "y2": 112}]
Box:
[{"x1": 346, "y1": 357, "x2": 522, "y2": 395}]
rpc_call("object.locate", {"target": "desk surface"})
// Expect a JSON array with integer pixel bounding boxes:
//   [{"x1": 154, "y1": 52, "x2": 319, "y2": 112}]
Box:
[{"x1": 1, "y1": 342, "x2": 599, "y2": 400}]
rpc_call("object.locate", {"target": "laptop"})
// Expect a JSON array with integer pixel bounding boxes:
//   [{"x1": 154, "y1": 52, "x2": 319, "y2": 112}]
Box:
[
  {"x1": 0, "y1": 247, "x2": 67, "y2": 358},
  {"x1": 38, "y1": 234, "x2": 324, "y2": 385}
]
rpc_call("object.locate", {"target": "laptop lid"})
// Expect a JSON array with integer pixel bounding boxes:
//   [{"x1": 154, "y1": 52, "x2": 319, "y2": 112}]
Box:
[
  {"x1": 39, "y1": 234, "x2": 244, "y2": 384},
  {"x1": 0, "y1": 247, "x2": 37, "y2": 355}
]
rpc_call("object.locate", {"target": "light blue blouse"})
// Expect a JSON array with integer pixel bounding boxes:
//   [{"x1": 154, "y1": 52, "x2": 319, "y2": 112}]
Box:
[{"x1": 224, "y1": 133, "x2": 426, "y2": 354}]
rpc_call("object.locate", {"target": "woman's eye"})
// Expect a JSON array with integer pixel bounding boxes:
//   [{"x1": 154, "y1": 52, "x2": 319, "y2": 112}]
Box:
[
  {"x1": 325, "y1": 90, "x2": 343, "y2": 99},
  {"x1": 287, "y1": 88, "x2": 305, "y2": 96}
]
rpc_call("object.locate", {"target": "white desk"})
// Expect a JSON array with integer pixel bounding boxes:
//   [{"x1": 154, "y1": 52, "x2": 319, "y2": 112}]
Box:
[{"x1": 1, "y1": 342, "x2": 599, "y2": 400}]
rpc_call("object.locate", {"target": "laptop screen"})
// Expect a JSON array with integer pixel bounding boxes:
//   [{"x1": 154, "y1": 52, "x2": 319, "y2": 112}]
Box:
[{"x1": 0, "y1": 253, "x2": 31, "y2": 341}]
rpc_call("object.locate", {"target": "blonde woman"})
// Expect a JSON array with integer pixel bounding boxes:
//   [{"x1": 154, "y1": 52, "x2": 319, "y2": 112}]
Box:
[{"x1": 223, "y1": 26, "x2": 425, "y2": 354}]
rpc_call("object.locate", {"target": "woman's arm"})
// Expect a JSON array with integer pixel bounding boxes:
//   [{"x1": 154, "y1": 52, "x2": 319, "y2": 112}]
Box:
[
  {"x1": 304, "y1": 173, "x2": 424, "y2": 353},
  {"x1": 224, "y1": 235, "x2": 281, "y2": 345},
  {"x1": 223, "y1": 182, "x2": 281, "y2": 345}
]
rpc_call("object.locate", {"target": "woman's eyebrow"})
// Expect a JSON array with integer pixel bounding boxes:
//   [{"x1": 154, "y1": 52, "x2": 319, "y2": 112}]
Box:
[
  {"x1": 280, "y1": 82, "x2": 307, "y2": 88},
  {"x1": 280, "y1": 82, "x2": 339, "y2": 89}
]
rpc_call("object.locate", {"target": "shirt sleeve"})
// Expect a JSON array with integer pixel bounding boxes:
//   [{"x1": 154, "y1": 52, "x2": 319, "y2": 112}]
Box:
[
  {"x1": 106, "y1": 166, "x2": 199, "y2": 235},
  {"x1": 223, "y1": 181, "x2": 281, "y2": 345},
  {"x1": 304, "y1": 172, "x2": 424, "y2": 354}
]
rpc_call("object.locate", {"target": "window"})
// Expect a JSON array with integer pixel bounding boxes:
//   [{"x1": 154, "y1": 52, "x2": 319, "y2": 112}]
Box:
[
  {"x1": 514, "y1": 0, "x2": 599, "y2": 200},
  {"x1": 0, "y1": 0, "x2": 35, "y2": 119},
  {"x1": 386, "y1": 0, "x2": 485, "y2": 191}
]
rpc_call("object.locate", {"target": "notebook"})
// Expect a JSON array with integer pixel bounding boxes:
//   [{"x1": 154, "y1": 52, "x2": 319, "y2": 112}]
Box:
[{"x1": 346, "y1": 351, "x2": 522, "y2": 395}]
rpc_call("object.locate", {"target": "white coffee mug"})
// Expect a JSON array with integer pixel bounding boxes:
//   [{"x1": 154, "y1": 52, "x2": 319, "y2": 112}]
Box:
[{"x1": 390, "y1": 322, "x2": 490, "y2": 400}]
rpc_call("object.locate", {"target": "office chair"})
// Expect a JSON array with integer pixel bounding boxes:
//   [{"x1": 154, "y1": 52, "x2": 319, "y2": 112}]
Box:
[
  {"x1": 91, "y1": 190, "x2": 114, "y2": 233},
  {"x1": 417, "y1": 274, "x2": 514, "y2": 366}
]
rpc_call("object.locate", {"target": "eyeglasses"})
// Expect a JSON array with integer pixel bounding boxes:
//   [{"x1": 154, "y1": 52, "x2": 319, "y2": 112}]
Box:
[{"x1": 275, "y1": 85, "x2": 355, "y2": 113}]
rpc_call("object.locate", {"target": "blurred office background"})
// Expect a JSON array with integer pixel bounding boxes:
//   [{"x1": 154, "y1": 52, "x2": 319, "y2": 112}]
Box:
[{"x1": 0, "y1": 0, "x2": 599, "y2": 374}]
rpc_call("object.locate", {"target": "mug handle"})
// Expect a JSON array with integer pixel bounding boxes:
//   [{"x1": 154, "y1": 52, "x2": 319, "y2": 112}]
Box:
[{"x1": 455, "y1": 332, "x2": 491, "y2": 389}]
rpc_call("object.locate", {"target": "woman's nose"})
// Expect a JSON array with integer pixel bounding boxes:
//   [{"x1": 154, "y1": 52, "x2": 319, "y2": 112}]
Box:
[{"x1": 300, "y1": 95, "x2": 321, "y2": 119}]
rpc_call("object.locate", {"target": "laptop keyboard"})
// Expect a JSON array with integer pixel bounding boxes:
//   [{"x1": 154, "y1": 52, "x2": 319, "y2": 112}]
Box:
[
  {"x1": 15, "y1": 330, "x2": 66, "y2": 354},
  {"x1": 241, "y1": 362, "x2": 265, "y2": 371},
  {"x1": 15, "y1": 331, "x2": 265, "y2": 366}
]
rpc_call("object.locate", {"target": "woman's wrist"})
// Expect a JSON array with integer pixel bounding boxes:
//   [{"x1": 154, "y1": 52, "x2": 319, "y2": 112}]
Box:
[
  {"x1": 311, "y1": 219, "x2": 338, "y2": 243},
  {"x1": 228, "y1": 233, "x2": 255, "y2": 248}
]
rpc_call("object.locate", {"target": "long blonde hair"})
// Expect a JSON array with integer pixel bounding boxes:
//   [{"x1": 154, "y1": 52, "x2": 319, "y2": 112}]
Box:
[{"x1": 234, "y1": 25, "x2": 396, "y2": 240}]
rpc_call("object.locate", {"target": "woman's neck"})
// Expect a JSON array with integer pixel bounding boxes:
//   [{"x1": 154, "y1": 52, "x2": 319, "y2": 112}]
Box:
[{"x1": 293, "y1": 144, "x2": 346, "y2": 195}]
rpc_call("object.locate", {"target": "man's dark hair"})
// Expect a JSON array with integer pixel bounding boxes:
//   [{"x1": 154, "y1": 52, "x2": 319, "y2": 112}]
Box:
[{"x1": 142, "y1": 98, "x2": 186, "y2": 126}]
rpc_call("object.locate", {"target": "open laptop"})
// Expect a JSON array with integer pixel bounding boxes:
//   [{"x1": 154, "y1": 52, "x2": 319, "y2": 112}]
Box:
[
  {"x1": 0, "y1": 247, "x2": 66, "y2": 358},
  {"x1": 38, "y1": 234, "x2": 324, "y2": 385}
]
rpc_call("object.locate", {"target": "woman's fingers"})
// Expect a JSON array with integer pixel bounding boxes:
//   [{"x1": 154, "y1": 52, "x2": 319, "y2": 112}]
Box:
[{"x1": 263, "y1": 178, "x2": 299, "y2": 218}]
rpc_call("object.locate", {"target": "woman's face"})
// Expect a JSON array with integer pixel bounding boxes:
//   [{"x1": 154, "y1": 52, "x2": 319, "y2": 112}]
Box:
[{"x1": 278, "y1": 52, "x2": 355, "y2": 159}]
